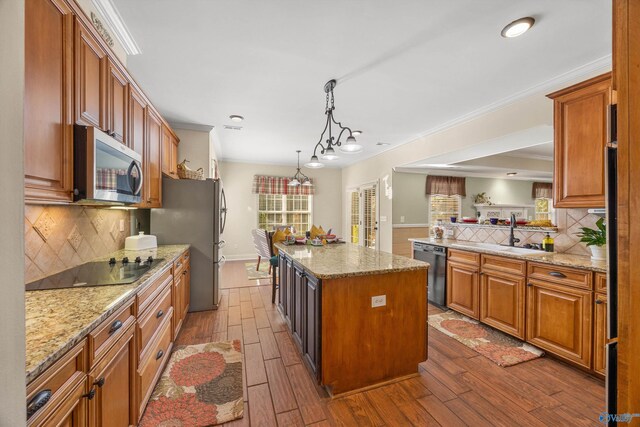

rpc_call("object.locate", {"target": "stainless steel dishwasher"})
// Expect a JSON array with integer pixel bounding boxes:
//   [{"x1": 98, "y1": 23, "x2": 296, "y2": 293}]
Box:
[{"x1": 412, "y1": 242, "x2": 447, "y2": 307}]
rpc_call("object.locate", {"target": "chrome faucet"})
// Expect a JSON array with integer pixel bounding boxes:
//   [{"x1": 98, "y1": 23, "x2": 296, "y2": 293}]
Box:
[{"x1": 508, "y1": 213, "x2": 520, "y2": 247}]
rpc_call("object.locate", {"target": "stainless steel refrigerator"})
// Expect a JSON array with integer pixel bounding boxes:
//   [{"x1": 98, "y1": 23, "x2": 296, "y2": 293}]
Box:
[{"x1": 151, "y1": 177, "x2": 227, "y2": 311}]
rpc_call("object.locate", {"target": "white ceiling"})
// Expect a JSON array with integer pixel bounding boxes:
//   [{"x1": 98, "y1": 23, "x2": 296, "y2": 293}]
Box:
[{"x1": 112, "y1": 0, "x2": 611, "y2": 167}]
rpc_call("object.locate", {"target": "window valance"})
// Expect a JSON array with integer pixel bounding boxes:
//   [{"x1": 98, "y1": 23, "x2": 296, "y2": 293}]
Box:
[
  {"x1": 532, "y1": 182, "x2": 553, "y2": 199},
  {"x1": 252, "y1": 175, "x2": 315, "y2": 195},
  {"x1": 425, "y1": 176, "x2": 466, "y2": 196}
]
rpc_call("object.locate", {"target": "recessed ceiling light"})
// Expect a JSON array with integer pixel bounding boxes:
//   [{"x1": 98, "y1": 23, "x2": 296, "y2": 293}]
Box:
[
  {"x1": 506, "y1": 172, "x2": 518, "y2": 176},
  {"x1": 501, "y1": 17, "x2": 535, "y2": 38},
  {"x1": 229, "y1": 115, "x2": 244, "y2": 122},
  {"x1": 352, "y1": 130, "x2": 363, "y2": 136},
  {"x1": 376, "y1": 142, "x2": 390, "y2": 146}
]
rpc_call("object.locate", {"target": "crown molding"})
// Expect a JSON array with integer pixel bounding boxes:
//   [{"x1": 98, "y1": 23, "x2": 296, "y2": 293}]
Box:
[
  {"x1": 168, "y1": 121, "x2": 215, "y2": 133},
  {"x1": 91, "y1": 0, "x2": 141, "y2": 55}
]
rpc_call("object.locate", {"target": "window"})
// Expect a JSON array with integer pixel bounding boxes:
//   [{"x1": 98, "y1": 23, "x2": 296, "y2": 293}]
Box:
[
  {"x1": 535, "y1": 197, "x2": 554, "y2": 221},
  {"x1": 257, "y1": 194, "x2": 312, "y2": 232},
  {"x1": 428, "y1": 195, "x2": 461, "y2": 226},
  {"x1": 349, "y1": 191, "x2": 360, "y2": 244}
]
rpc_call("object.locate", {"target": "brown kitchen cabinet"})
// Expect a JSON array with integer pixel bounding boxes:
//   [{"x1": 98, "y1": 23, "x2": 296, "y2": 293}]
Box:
[
  {"x1": 127, "y1": 85, "x2": 147, "y2": 157},
  {"x1": 145, "y1": 108, "x2": 163, "y2": 207},
  {"x1": 24, "y1": 0, "x2": 75, "y2": 203},
  {"x1": 87, "y1": 323, "x2": 136, "y2": 427},
  {"x1": 74, "y1": 18, "x2": 106, "y2": 129},
  {"x1": 106, "y1": 59, "x2": 128, "y2": 143},
  {"x1": 446, "y1": 250, "x2": 480, "y2": 319},
  {"x1": 162, "y1": 124, "x2": 180, "y2": 178},
  {"x1": 593, "y1": 292, "x2": 608, "y2": 376},
  {"x1": 480, "y1": 255, "x2": 526, "y2": 339},
  {"x1": 526, "y1": 279, "x2": 593, "y2": 369},
  {"x1": 547, "y1": 73, "x2": 612, "y2": 208}
]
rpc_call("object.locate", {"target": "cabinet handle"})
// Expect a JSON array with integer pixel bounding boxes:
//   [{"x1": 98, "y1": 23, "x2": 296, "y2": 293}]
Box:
[
  {"x1": 156, "y1": 349, "x2": 164, "y2": 360},
  {"x1": 549, "y1": 271, "x2": 567, "y2": 278},
  {"x1": 156, "y1": 309, "x2": 164, "y2": 319},
  {"x1": 527, "y1": 283, "x2": 533, "y2": 287},
  {"x1": 182, "y1": 270, "x2": 187, "y2": 276},
  {"x1": 108, "y1": 320, "x2": 123, "y2": 335},
  {"x1": 82, "y1": 389, "x2": 96, "y2": 400},
  {"x1": 93, "y1": 377, "x2": 105, "y2": 388},
  {"x1": 595, "y1": 299, "x2": 604, "y2": 305},
  {"x1": 27, "y1": 389, "x2": 52, "y2": 420}
]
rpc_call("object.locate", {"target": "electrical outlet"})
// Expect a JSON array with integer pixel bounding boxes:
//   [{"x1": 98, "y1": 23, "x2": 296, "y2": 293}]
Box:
[
  {"x1": 119, "y1": 219, "x2": 125, "y2": 232},
  {"x1": 371, "y1": 295, "x2": 386, "y2": 308},
  {"x1": 445, "y1": 228, "x2": 454, "y2": 237},
  {"x1": 380, "y1": 215, "x2": 388, "y2": 222},
  {"x1": 400, "y1": 215, "x2": 405, "y2": 223}
]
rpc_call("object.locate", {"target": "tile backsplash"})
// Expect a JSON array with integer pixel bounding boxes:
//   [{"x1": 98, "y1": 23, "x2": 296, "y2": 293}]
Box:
[
  {"x1": 451, "y1": 208, "x2": 601, "y2": 257},
  {"x1": 25, "y1": 205, "x2": 129, "y2": 283}
]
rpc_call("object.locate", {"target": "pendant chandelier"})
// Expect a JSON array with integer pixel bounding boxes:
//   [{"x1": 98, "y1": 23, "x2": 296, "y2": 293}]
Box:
[
  {"x1": 288, "y1": 150, "x2": 312, "y2": 187},
  {"x1": 305, "y1": 79, "x2": 362, "y2": 169}
]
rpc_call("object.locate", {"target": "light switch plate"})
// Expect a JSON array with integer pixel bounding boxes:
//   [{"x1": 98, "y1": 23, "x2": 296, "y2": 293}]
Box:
[
  {"x1": 371, "y1": 295, "x2": 386, "y2": 307},
  {"x1": 400, "y1": 215, "x2": 405, "y2": 223},
  {"x1": 119, "y1": 219, "x2": 125, "y2": 232}
]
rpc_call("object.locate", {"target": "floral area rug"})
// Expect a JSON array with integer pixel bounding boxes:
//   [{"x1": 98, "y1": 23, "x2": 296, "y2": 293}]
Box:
[
  {"x1": 140, "y1": 340, "x2": 244, "y2": 426},
  {"x1": 428, "y1": 311, "x2": 544, "y2": 367},
  {"x1": 245, "y1": 261, "x2": 271, "y2": 280}
]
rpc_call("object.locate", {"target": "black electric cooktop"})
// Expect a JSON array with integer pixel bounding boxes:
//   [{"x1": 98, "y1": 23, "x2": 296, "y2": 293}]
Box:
[{"x1": 26, "y1": 256, "x2": 164, "y2": 291}]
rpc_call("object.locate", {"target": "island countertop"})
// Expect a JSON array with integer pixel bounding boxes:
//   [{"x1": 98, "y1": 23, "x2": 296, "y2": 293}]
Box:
[
  {"x1": 409, "y1": 238, "x2": 607, "y2": 273},
  {"x1": 25, "y1": 244, "x2": 189, "y2": 384},
  {"x1": 274, "y1": 242, "x2": 428, "y2": 279}
]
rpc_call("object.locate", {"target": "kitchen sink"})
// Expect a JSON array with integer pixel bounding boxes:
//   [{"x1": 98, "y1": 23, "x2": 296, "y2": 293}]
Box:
[{"x1": 451, "y1": 242, "x2": 545, "y2": 255}]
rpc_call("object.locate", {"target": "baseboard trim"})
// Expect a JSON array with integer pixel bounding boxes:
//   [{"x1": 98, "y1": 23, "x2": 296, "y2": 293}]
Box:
[{"x1": 224, "y1": 254, "x2": 257, "y2": 262}]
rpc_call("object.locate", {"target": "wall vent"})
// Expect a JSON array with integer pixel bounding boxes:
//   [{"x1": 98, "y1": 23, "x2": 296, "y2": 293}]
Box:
[{"x1": 223, "y1": 125, "x2": 243, "y2": 131}]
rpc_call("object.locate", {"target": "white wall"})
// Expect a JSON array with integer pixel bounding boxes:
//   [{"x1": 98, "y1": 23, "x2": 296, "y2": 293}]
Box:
[
  {"x1": 392, "y1": 172, "x2": 429, "y2": 225},
  {"x1": 0, "y1": 0, "x2": 26, "y2": 423},
  {"x1": 219, "y1": 161, "x2": 342, "y2": 260}
]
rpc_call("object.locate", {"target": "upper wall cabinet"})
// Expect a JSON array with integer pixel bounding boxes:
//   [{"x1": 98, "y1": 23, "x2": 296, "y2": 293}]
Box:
[
  {"x1": 127, "y1": 85, "x2": 147, "y2": 157},
  {"x1": 106, "y1": 59, "x2": 128, "y2": 143},
  {"x1": 25, "y1": 0, "x2": 75, "y2": 203},
  {"x1": 547, "y1": 73, "x2": 612, "y2": 208},
  {"x1": 161, "y1": 124, "x2": 180, "y2": 179},
  {"x1": 74, "y1": 19, "x2": 106, "y2": 129},
  {"x1": 145, "y1": 108, "x2": 163, "y2": 208}
]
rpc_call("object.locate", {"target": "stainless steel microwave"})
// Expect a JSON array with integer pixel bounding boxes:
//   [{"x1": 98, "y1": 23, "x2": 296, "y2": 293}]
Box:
[{"x1": 73, "y1": 125, "x2": 143, "y2": 204}]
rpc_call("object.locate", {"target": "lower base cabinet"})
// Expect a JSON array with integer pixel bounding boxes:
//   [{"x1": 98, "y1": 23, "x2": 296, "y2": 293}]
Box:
[
  {"x1": 88, "y1": 324, "x2": 136, "y2": 427},
  {"x1": 480, "y1": 270, "x2": 526, "y2": 339},
  {"x1": 526, "y1": 280, "x2": 593, "y2": 368},
  {"x1": 278, "y1": 254, "x2": 321, "y2": 379},
  {"x1": 446, "y1": 260, "x2": 480, "y2": 319},
  {"x1": 593, "y1": 293, "x2": 608, "y2": 375}
]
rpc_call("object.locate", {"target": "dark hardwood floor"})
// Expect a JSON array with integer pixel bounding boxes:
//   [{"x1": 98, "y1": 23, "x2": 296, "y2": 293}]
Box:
[{"x1": 174, "y1": 262, "x2": 605, "y2": 426}]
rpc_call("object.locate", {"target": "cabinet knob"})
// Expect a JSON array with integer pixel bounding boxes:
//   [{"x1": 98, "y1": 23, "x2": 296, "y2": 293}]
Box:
[
  {"x1": 156, "y1": 349, "x2": 164, "y2": 360},
  {"x1": 93, "y1": 377, "x2": 105, "y2": 388},
  {"x1": 527, "y1": 283, "x2": 533, "y2": 287},
  {"x1": 595, "y1": 299, "x2": 604, "y2": 305},
  {"x1": 108, "y1": 320, "x2": 123, "y2": 335},
  {"x1": 82, "y1": 389, "x2": 96, "y2": 400},
  {"x1": 156, "y1": 309, "x2": 164, "y2": 319}
]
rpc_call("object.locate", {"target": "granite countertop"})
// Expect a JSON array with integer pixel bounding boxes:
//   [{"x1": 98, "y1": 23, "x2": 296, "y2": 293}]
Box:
[
  {"x1": 25, "y1": 244, "x2": 189, "y2": 384},
  {"x1": 275, "y1": 242, "x2": 428, "y2": 280},
  {"x1": 409, "y1": 238, "x2": 607, "y2": 273}
]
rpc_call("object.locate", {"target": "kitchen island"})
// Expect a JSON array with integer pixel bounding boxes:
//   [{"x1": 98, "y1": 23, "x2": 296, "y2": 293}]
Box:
[{"x1": 275, "y1": 242, "x2": 429, "y2": 395}]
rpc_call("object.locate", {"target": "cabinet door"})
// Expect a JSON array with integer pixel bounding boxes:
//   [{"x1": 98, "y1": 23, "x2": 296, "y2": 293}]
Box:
[
  {"x1": 145, "y1": 108, "x2": 163, "y2": 207},
  {"x1": 549, "y1": 74, "x2": 611, "y2": 208},
  {"x1": 593, "y1": 293, "x2": 607, "y2": 375},
  {"x1": 173, "y1": 271, "x2": 183, "y2": 338},
  {"x1": 304, "y1": 274, "x2": 320, "y2": 378},
  {"x1": 446, "y1": 261, "x2": 479, "y2": 319},
  {"x1": 106, "y1": 59, "x2": 128, "y2": 143},
  {"x1": 161, "y1": 125, "x2": 173, "y2": 177},
  {"x1": 284, "y1": 259, "x2": 294, "y2": 328},
  {"x1": 74, "y1": 19, "x2": 106, "y2": 128},
  {"x1": 88, "y1": 324, "x2": 136, "y2": 427},
  {"x1": 171, "y1": 137, "x2": 179, "y2": 176},
  {"x1": 480, "y1": 271, "x2": 525, "y2": 339},
  {"x1": 181, "y1": 264, "x2": 190, "y2": 319},
  {"x1": 127, "y1": 86, "x2": 146, "y2": 156},
  {"x1": 526, "y1": 280, "x2": 593, "y2": 368},
  {"x1": 277, "y1": 256, "x2": 286, "y2": 307},
  {"x1": 24, "y1": 0, "x2": 74, "y2": 203},
  {"x1": 292, "y1": 267, "x2": 305, "y2": 350}
]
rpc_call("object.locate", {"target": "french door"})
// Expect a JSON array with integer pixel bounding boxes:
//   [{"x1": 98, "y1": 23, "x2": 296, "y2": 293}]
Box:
[{"x1": 348, "y1": 182, "x2": 379, "y2": 250}]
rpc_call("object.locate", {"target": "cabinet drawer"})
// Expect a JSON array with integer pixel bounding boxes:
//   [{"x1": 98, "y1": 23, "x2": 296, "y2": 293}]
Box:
[
  {"x1": 448, "y1": 249, "x2": 480, "y2": 266},
  {"x1": 138, "y1": 284, "x2": 173, "y2": 361},
  {"x1": 595, "y1": 272, "x2": 607, "y2": 293},
  {"x1": 481, "y1": 254, "x2": 526, "y2": 276},
  {"x1": 137, "y1": 266, "x2": 173, "y2": 314},
  {"x1": 27, "y1": 339, "x2": 87, "y2": 426},
  {"x1": 88, "y1": 299, "x2": 135, "y2": 367},
  {"x1": 138, "y1": 315, "x2": 172, "y2": 416},
  {"x1": 527, "y1": 262, "x2": 593, "y2": 290}
]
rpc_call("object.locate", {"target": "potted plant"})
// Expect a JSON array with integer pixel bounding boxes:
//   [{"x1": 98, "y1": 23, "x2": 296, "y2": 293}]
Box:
[{"x1": 576, "y1": 218, "x2": 607, "y2": 261}]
